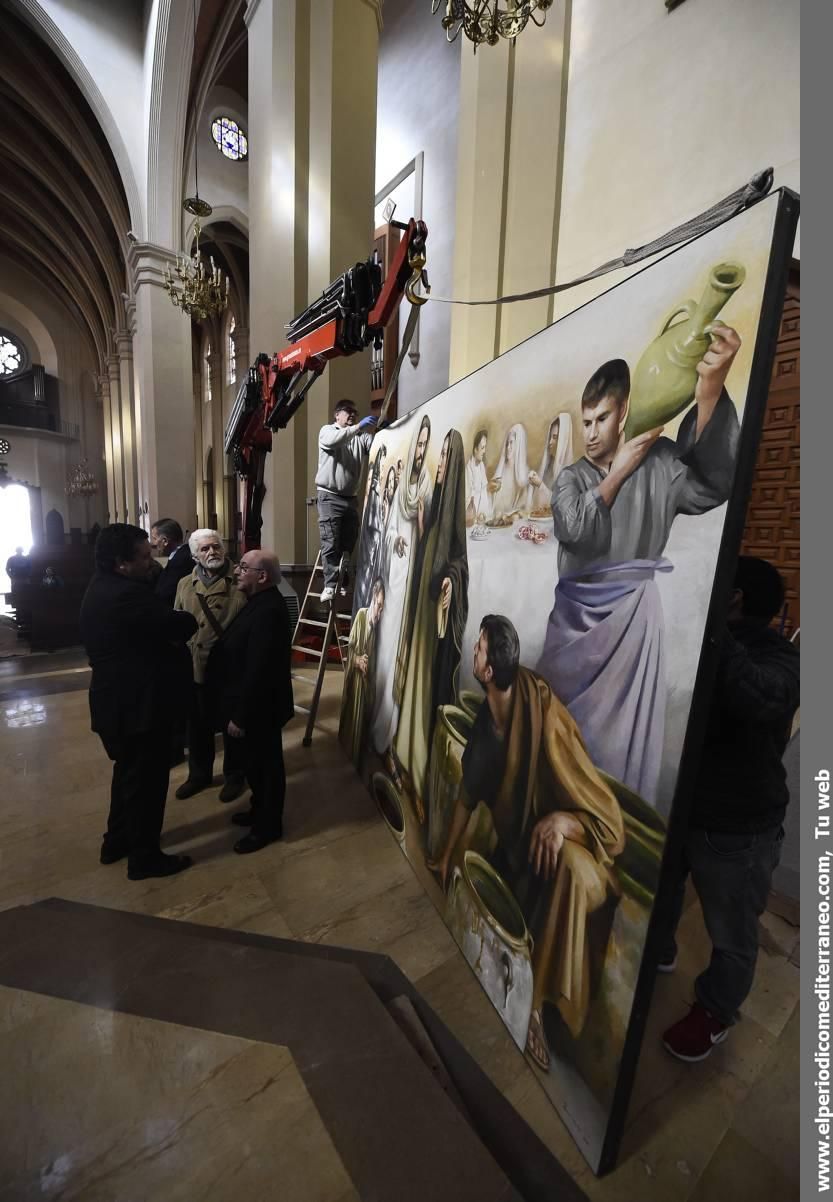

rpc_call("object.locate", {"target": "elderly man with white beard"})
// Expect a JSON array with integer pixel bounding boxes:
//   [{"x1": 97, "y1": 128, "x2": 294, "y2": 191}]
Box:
[{"x1": 174, "y1": 529, "x2": 248, "y2": 801}]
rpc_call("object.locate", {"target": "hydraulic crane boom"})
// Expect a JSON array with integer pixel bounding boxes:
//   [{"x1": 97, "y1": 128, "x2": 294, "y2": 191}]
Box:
[{"x1": 224, "y1": 218, "x2": 428, "y2": 551}]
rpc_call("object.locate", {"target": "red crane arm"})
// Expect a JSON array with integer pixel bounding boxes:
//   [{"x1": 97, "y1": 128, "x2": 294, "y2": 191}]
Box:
[{"x1": 225, "y1": 218, "x2": 427, "y2": 552}]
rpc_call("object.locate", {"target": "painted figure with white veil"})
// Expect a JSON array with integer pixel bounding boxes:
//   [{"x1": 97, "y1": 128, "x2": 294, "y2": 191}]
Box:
[
  {"x1": 488, "y1": 423, "x2": 536, "y2": 517},
  {"x1": 530, "y1": 414, "x2": 574, "y2": 510}
]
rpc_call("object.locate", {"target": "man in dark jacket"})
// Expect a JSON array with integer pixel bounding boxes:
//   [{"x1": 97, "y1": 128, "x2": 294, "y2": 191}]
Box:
[
  {"x1": 208, "y1": 549, "x2": 294, "y2": 854},
  {"x1": 80, "y1": 524, "x2": 198, "y2": 880},
  {"x1": 151, "y1": 518, "x2": 195, "y2": 766},
  {"x1": 661, "y1": 556, "x2": 800, "y2": 1061},
  {"x1": 151, "y1": 518, "x2": 194, "y2": 606}
]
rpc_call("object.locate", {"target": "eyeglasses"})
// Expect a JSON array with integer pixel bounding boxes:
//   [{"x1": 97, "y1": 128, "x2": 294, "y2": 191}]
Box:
[{"x1": 237, "y1": 563, "x2": 258, "y2": 573}]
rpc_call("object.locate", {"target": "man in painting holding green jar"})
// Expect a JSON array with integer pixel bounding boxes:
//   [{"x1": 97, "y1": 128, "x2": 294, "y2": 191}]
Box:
[{"x1": 537, "y1": 324, "x2": 741, "y2": 805}]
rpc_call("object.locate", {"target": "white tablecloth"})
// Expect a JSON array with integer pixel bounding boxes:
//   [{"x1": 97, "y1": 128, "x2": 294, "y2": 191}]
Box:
[{"x1": 458, "y1": 518, "x2": 558, "y2": 692}]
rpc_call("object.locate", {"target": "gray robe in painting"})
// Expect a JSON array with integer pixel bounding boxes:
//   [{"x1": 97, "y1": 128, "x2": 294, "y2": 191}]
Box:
[{"x1": 536, "y1": 391, "x2": 739, "y2": 804}]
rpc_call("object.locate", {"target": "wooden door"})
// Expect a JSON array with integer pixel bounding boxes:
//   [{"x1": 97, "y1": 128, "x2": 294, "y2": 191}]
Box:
[{"x1": 740, "y1": 265, "x2": 800, "y2": 635}]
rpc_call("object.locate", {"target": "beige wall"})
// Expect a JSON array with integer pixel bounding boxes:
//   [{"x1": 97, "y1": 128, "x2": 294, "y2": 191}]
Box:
[
  {"x1": 449, "y1": 2, "x2": 570, "y2": 382},
  {"x1": 553, "y1": 0, "x2": 800, "y2": 319},
  {"x1": 375, "y1": 0, "x2": 462, "y2": 414},
  {"x1": 446, "y1": 0, "x2": 798, "y2": 379}
]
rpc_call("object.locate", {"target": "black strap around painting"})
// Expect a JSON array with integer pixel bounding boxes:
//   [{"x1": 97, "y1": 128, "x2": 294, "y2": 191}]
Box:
[{"x1": 427, "y1": 167, "x2": 775, "y2": 308}]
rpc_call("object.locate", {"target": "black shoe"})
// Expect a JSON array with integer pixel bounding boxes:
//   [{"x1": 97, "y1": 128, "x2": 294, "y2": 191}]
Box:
[
  {"x1": 219, "y1": 776, "x2": 246, "y2": 804},
  {"x1": 175, "y1": 778, "x2": 210, "y2": 800},
  {"x1": 127, "y1": 853, "x2": 193, "y2": 881},
  {"x1": 100, "y1": 843, "x2": 129, "y2": 865},
  {"x1": 231, "y1": 809, "x2": 256, "y2": 826},
  {"x1": 233, "y1": 830, "x2": 282, "y2": 855}
]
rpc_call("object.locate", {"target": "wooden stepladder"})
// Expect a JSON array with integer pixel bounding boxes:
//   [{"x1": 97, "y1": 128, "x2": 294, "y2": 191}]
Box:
[{"x1": 291, "y1": 551, "x2": 352, "y2": 747}]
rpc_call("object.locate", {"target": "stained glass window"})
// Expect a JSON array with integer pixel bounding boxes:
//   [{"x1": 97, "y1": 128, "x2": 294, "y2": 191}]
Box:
[
  {"x1": 204, "y1": 341, "x2": 212, "y2": 406},
  {"x1": 227, "y1": 316, "x2": 236, "y2": 384},
  {"x1": 211, "y1": 116, "x2": 248, "y2": 162},
  {"x1": 0, "y1": 335, "x2": 23, "y2": 377}
]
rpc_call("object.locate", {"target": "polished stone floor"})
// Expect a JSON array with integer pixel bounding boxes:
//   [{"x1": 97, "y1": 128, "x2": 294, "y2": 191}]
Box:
[
  {"x1": 0, "y1": 987, "x2": 359, "y2": 1202},
  {"x1": 0, "y1": 652, "x2": 800, "y2": 1200}
]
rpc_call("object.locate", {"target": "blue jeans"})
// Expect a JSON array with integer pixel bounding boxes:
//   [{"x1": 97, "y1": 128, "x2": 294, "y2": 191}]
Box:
[{"x1": 662, "y1": 824, "x2": 784, "y2": 1026}]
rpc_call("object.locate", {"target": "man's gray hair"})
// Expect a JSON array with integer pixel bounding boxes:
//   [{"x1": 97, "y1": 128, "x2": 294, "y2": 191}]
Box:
[{"x1": 189, "y1": 528, "x2": 224, "y2": 556}]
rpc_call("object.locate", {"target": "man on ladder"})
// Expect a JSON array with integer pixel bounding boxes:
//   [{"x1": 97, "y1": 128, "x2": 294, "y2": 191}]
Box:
[{"x1": 315, "y1": 400, "x2": 377, "y2": 603}]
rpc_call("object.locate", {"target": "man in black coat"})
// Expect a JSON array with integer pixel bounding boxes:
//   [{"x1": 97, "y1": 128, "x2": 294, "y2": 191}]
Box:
[
  {"x1": 208, "y1": 549, "x2": 294, "y2": 854},
  {"x1": 80, "y1": 524, "x2": 198, "y2": 880},
  {"x1": 660, "y1": 556, "x2": 800, "y2": 1062},
  {"x1": 151, "y1": 517, "x2": 195, "y2": 766},
  {"x1": 151, "y1": 518, "x2": 194, "y2": 606}
]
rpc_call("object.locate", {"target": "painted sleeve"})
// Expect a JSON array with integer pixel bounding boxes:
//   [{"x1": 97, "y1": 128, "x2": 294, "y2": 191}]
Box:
[
  {"x1": 673, "y1": 390, "x2": 740, "y2": 515},
  {"x1": 551, "y1": 468, "x2": 612, "y2": 557}
]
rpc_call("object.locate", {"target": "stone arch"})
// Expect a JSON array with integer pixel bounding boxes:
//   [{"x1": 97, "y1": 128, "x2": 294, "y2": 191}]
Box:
[
  {"x1": 0, "y1": 292, "x2": 58, "y2": 376},
  {"x1": 12, "y1": 0, "x2": 143, "y2": 236}
]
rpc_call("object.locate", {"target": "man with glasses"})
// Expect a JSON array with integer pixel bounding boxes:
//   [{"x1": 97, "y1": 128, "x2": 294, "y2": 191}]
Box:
[
  {"x1": 207, "y1": 550, "x2": 294, "y2": 853},
  {"x1": 174, "y1": 529, "x2": 247, "y2": 801},
  {"x1": 315, "y1": 399, "x2": 377, "y2": 602}
]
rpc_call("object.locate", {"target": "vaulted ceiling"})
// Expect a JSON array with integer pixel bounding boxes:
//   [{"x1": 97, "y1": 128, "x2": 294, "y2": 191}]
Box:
[
  {"x1": 0, "y1": 3, "x2": 249, "y2": 372},
  {"x1": 0, "y1": 8, "x2": 132, "y2": 366}
]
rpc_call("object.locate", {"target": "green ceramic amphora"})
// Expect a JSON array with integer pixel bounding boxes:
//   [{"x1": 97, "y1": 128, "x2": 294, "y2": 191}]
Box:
[{"x1": 624, "y1": 261, "x2": 745, "y2": 438}]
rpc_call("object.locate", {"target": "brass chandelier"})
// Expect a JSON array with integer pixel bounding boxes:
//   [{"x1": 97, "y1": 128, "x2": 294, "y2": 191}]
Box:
[
  {"x1": 431, "y1": 0, "x2": 554, "y2": 48},
  {"x1": 164, "y1": 196, "x2": 229, "y2": 321},
  {"x1": 163, "y1": 0, "x2": 229, "y2": 321}
]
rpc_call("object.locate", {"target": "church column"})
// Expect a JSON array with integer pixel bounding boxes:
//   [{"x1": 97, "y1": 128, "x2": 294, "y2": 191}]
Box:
[
  {"x1": 115, "y1": 329, "x2": 138, "y2": 525},
  {"x1": 106, "y1": 353, "x2": 125, "y2": 522},
  {"x1": 192, "y1": 343, "x2": 204, "y2": 530},
  {"x1": 227, "y1": 323, "x2": 249, "y2": 548},
  {"x1": 128, "y1": 242, "x2": 196, "y2": 531},
  {"x1": 246, "y1": 0, "x2": 379, "y2": 562},
  {"x1": 207, "y1": 343, "x2": 227, "y2": 538},
  {"x1": 304, "y1": 0, "x2": 379, "y2": 564},
  {"x1": 97, "y1": 371, "x2": 116, "y2": 523},
  {"x1": 449, "y1": 2, "x2": 571, "y2": 382}
]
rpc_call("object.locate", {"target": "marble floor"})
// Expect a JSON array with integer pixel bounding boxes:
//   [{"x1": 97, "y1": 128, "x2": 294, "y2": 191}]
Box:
[
  {"x1": 0, "y1": 987, "x2": 359, "y2": 1202},
  {"x1": 0, "y1": 651, "x2": 800, "y2": 1200}
]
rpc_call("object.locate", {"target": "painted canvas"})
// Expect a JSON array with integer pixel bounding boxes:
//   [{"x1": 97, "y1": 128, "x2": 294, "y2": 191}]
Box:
[{"x1": 338, "y1": 191, "x2": 798, "y2": 1172}]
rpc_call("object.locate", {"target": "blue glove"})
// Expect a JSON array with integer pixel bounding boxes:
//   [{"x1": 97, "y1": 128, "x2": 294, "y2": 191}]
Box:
[{"x1": 358, "y1": 415, "x2": 378, "y2": 432}]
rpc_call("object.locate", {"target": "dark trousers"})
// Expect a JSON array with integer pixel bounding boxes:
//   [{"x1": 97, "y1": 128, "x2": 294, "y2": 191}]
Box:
[
  {"x1": 100, "y1": 732, "x2": 170, "y2": 867},
  {"x1": 662, "y1": 824, "x2": 784, "y2": 1026},
  {"x1": 243, "y1": 724, "x2": 286, "y2": 836},
  {"x1": 187, "y1": 683, "x2": 245, "y2": 785},
  {"x1": 317, "y1": 490, "x2": 359, "y2": 588}
]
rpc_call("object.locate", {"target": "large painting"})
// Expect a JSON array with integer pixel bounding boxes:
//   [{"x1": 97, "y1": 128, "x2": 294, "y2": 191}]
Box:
[{"x1": 338, "y1": 191, "x2": 798, "y2": 1172}]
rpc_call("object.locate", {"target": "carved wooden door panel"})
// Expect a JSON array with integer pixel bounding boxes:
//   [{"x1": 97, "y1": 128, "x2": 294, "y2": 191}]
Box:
[{"x1": 740, "y1": 266, "x2": 800, "y2": 635}]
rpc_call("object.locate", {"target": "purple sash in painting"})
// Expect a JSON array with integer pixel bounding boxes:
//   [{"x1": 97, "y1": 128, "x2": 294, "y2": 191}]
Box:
[{"x1": 535, "y1": 559, "x2": 673, "y2": 804}]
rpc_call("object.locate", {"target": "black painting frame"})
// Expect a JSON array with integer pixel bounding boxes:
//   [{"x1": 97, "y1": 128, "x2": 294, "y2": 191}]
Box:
[
  {"x1": 597, "y1": 187, "x2": 801, "y2": 1175},
  {"x1": 345, "y1": 186, "x2": 801, "y2": 1178}
]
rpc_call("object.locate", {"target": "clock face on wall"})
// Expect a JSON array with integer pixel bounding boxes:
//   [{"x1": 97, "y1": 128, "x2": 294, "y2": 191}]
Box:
[{"x1": 0, "y1": 335, "x2": 23, "y2": 377}]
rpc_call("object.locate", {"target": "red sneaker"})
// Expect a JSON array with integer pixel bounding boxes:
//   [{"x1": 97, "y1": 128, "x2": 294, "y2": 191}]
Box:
[{"x1": 662, "y1": 1002, "x2": 728, "y2": 1062}]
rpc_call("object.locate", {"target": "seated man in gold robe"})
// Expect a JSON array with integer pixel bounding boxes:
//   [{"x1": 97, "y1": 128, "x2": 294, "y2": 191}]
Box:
[
  {"x1": 339, "y1": 577, "x2": 385, "y2": 770},
  {"x1": 429, "y1": 614, "x2": 625, "y2": 1071}
]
